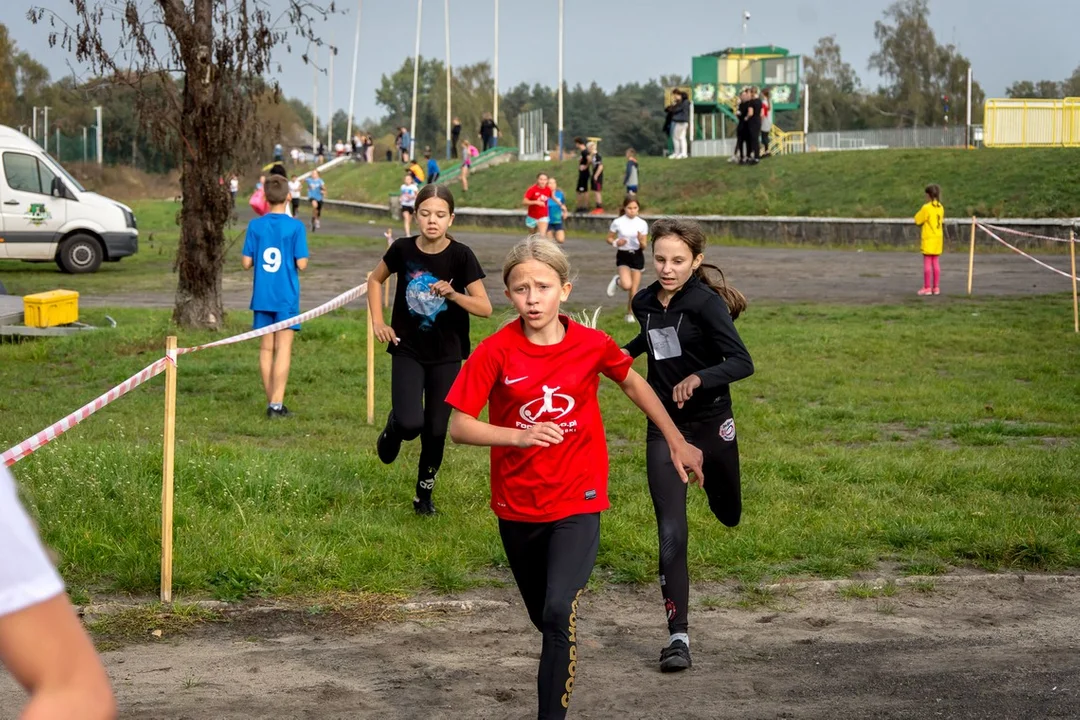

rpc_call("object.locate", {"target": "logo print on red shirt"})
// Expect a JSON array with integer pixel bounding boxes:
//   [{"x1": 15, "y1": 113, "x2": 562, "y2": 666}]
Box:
[{"x1": 520, "y1": 385, "x2": 575, "y2": 424}]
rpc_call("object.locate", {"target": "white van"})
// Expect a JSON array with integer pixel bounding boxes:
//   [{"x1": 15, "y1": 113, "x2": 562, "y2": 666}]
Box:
[{"x1": 0, "y1": 125, "x2": 137, "y2": 273}]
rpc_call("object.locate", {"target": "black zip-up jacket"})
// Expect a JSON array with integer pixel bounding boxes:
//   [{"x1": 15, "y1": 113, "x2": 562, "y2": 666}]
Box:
[{"x1": 623, "y1": 276, "x2": 754, "y2": 430}]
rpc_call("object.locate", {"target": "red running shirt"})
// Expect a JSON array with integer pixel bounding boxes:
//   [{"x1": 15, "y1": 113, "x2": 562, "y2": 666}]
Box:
[
  {"x1": 524, "y1": 185, "x2": 553, "y2": 219},
  {"x1": 446, "y1": 316, "x2": 634, "y2": 522}
]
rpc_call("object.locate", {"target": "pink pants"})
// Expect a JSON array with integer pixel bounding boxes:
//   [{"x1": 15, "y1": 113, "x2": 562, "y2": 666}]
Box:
[{"x1": 923, "y1": 254, "x2": 940, "y2": 289}]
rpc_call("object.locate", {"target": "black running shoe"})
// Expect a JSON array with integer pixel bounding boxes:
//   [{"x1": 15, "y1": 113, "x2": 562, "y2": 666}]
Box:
[
  {"x1": 267, "y1": 405, "x2": 292, "y2": 418},
  {"x1": 412, "y1": 497, "x2": 437, "y2": 516},
  {"x1": 376, "y1": 413, "x2": 402, "y2": 464},
  {"x1": 659, "y1": 640, "x2": 692, "y2": 673}
]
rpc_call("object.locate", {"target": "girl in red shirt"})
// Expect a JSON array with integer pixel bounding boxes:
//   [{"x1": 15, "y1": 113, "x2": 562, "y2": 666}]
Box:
[{"x1": 446, "y1": 237, "x2": 704, "y2": 720}]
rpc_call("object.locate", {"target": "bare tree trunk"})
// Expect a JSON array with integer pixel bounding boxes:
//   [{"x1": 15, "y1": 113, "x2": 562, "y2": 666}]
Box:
[{"x1": 171, "y1": 0, "x2": 230, "y2": 330}]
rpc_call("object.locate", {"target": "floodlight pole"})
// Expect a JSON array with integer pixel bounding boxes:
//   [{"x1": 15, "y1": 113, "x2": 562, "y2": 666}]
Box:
[
  {"x1": 445, "y1": 0, "x2": 452, "y2": 160},
  {"x1": 327, "y1": 30, "x2": 335, "y2": 153},
  {"x1": 346, "y1": 0, "x2": 362, "y2": 145},
  {"x1": 557, "y1": 0, "x2": 564, "y2": 160},
  {"x1": 43, "y1": 107, "x2": 50, "y2": 153},
  {"x1": 410, "y1": 0, "x2": 423, "y2": 161},
  {"x1": 493, "y1": 0, "x2": 499, "y2": 146},
  {"x1": 312, "y1": 47, "x2": 319, "y2": 155}
]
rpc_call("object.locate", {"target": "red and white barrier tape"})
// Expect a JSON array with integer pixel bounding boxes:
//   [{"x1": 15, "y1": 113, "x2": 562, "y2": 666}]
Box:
[
  {"x1": 2, "y1": 283, "x2": 370, "y2": 466},
  {"x1": 977, "y1": 224, "x2": 1080, "y2": 281},
  {"x1": 978, "y1": 222, "x2": 1077, "y2": 244},
  {"x1": 2, "y1": 357, "x2": 169, "y2": 467},
  {"x1": 177, "y1": 284, "x2": 367, "y2": 355}
]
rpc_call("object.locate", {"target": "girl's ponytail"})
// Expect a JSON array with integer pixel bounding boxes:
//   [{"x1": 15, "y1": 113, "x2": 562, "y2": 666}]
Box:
[
  {"x1": 650, "y1": 218, "x2": 748, "y2": 320},
  {"x1": 695, "y1": 263, "x2": 747, "y2": 320}
]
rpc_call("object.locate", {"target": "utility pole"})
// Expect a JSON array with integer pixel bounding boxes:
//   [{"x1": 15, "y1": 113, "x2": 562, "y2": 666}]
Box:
[
  {"x1": 43, "y1": 107, "x2": 51, "y2": 152},
  {"x1": 312, "y1": 47, "x2": 319, "y2": 157},
  {"x1": 32, "y1": 107, "x2": 38, "y2": 141},
  {"x1": 83, "y1": 126, "x2": 88, "y2": 164}
]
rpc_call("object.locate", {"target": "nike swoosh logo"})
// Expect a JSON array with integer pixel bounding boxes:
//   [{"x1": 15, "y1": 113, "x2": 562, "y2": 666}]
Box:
[{"x1": 504, "y1": 376, "x2": 528, "y2": 385}]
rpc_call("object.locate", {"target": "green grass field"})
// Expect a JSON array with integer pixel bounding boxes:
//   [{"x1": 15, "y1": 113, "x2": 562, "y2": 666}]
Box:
[
  {"x1": 323, "y1": 148, "x2": 1080, "y2": 218},
  {"x1": 3, "y1": 295, "x2": 1078, "y2": 603}
]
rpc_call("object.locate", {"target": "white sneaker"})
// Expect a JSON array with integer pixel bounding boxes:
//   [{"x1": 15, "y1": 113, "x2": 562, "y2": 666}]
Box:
[
  {"x1": 625, "y1": 313, "x2": 636, "y2": 323},
  {"x1": 606, "y1": 275, "x2": 620, "y2": 297}
]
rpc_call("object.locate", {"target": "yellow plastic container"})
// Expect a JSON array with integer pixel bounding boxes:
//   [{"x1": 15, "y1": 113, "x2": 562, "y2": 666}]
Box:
[{"x1": 23, "y1": 290, "x2": 80, "y2": 329}]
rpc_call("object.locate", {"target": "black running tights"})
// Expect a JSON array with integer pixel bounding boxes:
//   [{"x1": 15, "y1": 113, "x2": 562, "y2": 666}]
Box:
[
  {"x1": 389, "y1": 355, "x2": 460, "y2": 497},
  {"x1": 646, "y1": 412, "x2": 742, "y2": 635},
  {"x1": 499, "y1": 513, "x2": 600, "y2": 720}
]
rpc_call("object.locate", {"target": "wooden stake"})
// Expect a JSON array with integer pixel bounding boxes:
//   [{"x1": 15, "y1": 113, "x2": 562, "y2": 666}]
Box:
[
  {"x1": 967, "y1": 216, "x2": 977, "y2": 296},
  {"x1": 160, "y1": 336, "x2": 178, "y2": 604},
  {"x1": 366, "y1": 273, "x2": 375, "y2": 424},
  {"x1": 1071, "y1": 228, "x2": 1078, "y2": 333}
]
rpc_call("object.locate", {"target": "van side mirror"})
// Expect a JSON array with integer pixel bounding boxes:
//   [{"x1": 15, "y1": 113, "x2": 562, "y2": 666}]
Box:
[{"x1": 51, "y1": 177, "x2": 67, "y2": 199}]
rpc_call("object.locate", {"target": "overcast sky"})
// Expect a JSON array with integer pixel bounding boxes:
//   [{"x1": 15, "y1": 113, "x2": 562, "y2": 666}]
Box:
[{"x1": 3, "y1": 0, "x2": 1077, "y2": 124}]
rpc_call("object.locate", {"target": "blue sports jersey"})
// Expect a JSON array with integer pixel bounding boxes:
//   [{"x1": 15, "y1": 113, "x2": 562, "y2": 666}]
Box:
[
  {"x1": 243, "y1": 213, "x2": 309, "y2": 313},
  {"x1": 548, "y1": 189, "x2": 566, "y2": 223},
  {"x1": 306, "y1": 177, "x2": 325, "y2": 201},
  {"x1": 426, "y1": 158, "x2": 440, "y2": 179}
]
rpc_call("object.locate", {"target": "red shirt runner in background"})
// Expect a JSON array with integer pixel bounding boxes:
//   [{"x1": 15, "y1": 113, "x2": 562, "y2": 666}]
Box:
[
  {"x1": 524, "y1": 184, "x2": 553, "y2": 220},
  {"x1": 445, "y1": 316, "x2": 633, "y2": 522}
]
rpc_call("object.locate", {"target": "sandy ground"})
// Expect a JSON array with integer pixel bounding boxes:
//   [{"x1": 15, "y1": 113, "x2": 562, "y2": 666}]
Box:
[
  {"x1": 78, "y1": 209, "x2": 1078, "y2": 313},
  {"x1": 2, "y1": 574, "x2": 1077, "y2": 719}
]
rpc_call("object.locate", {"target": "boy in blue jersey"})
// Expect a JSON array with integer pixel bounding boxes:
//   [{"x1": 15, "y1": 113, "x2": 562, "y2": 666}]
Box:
[
  {"x1": 425, "y1": 149, "x2": 440, "y2": 184},
  {"x1": 306, "y1": 169, "x2": 326, "y2": 231},
  {"x1": 242, "y1": 174, "x2": 310, "y2": 418}
]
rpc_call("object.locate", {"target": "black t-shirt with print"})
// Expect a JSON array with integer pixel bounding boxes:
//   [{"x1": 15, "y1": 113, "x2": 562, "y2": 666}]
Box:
[
  {"x1": 579, "y1": 148, "x2": 590, "y2": 173},
  {"x1": 383, "y1": 236, "x2": 486, "y2": 364}
]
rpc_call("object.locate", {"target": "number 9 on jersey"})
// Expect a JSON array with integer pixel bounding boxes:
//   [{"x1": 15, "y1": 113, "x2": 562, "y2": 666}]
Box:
[{"x1": 262, "y1": 247, "x2": 282, "y2": 273}]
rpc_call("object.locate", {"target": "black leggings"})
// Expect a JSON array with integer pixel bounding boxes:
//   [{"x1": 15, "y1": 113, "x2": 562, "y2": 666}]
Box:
[
  {"x1": 499, "y1": 513, "x2": 600, "y2": 720},
  {"x1": 646, "y1": 412, "x2": 741, "y2": 635},
  {"x1": 389, "y1": 355, "x2": 460, "y2": 496}
]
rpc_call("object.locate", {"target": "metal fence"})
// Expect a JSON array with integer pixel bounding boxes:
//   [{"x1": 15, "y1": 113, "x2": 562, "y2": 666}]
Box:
[
  {"x1": 692, "y1": 125, "x2": 976, "y2": 157},
  {"x1": 806, "y1": 125, "x2": 970, "y2": 151},
  {"x1": 517, "y1": 109, "x2": 548, "y2": 161}
]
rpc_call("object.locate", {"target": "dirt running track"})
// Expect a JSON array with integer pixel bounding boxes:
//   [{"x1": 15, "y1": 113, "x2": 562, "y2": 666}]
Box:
[
  {"x1": 2, "y1": 575, "x2": 1077, "y2": 719},
  {"x1": 11, "y1": 212, "x2": 1079, "y2": 719},
  {"x1": 79, "y1": 209, "x2": 1077, "y2": 311}
]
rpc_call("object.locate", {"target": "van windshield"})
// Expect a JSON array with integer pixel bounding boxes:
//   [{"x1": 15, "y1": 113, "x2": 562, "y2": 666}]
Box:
[{"x1": 43, "y1": 153, "x2": 87, "y2": 193}]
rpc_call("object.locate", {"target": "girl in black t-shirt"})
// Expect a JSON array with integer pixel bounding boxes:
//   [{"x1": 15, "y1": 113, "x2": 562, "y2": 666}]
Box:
[
  {"x1": 367, "y1": 185, "x2": 493, "y2": 514},
  {"x1": 622, "y1": 218, "x2": 754, "y2": 673}
]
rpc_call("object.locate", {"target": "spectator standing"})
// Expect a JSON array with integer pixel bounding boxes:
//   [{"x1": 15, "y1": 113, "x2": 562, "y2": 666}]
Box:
[
  {"x1": 667, "y1": 90, "x2": 691, "y2": 159},
  {"x1": 760, "y1": 88, "x2": 773, "y2": 157},
  {"x1": 746, "y1": 87, "x2": 762, "y2": 164},
  {"x1": 624, "y1": 149, "x2": 640, "y2": 195},
  {"x1": 479, "y1": 112, "x2": 499, "y2": 151},
  {"x1": 426, "y1": 149, "x2": 441, "y2": 184},
  {"x1": 400, "y1": 126, "x2": 413, "y2": 163},
  {"x1": 451, "y1": 117, "x2": 462, "y2": 158}
]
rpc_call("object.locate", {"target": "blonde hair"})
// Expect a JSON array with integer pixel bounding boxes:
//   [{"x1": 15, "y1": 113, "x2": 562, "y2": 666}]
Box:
[
  {"x1": 586, "y1": 141, "x2": 597, "y2": 153},
  {"x1": 501, "y1": 235, "x2": 572, "y2": 287}
]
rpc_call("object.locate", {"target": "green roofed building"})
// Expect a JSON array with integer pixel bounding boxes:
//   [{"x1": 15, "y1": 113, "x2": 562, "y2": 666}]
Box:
[{"x1": 685, "y1": 46, "x2": 802, "y2": 121}]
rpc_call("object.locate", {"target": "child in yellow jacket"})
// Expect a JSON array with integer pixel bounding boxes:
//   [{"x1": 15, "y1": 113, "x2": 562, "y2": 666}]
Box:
[{"x1": 914, "y1": 184, "x2": 944, "y2": 295}]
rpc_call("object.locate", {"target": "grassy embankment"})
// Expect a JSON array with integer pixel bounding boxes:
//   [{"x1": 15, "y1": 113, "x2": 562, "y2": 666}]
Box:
[{"x1": 323, "y1": 148, "x2": 1080, "y2": 218}]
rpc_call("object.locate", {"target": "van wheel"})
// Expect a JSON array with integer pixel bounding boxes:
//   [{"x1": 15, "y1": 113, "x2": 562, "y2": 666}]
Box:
[{"x1": 57, "y1": 234, "x2": 104, "y2": 274}]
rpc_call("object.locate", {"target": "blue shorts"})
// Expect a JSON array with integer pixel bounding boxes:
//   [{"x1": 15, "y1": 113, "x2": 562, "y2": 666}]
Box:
[
  {"x1": 549, "y1": 222, "x2": 564, "y2": 232},
  {"x1": 253, "y1": 309, "x2": 301, "y2": 332},
  {"x1": 626, "y1": 185, "x2": 638, "y2": 194}
]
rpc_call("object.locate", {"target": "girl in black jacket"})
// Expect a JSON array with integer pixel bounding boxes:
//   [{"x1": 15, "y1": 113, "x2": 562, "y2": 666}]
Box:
[{"x1": 623, "y1": 217, "x2": 754, "y2": 673}]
